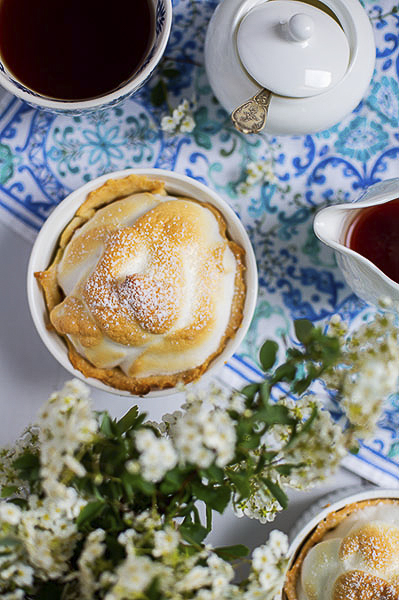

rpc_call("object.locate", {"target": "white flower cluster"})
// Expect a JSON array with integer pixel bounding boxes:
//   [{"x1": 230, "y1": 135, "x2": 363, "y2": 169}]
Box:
[
  {"x1": 0, "y1": 379, "x2": 100, "y2": 596},
  {"x1": 161, "y1": 99, "x2": 196, "y2": 134},
  {"x1": 18, "y1": 493, "x2": 80, "y2": 579},
  {"x1": 39, "y1": 379, "x2": 98, "y2": 499},
  {"x1": 237, "y1": 159, "x2": 276, "y2": 195},
  {"x1": 0, "y1": 503, "x2": 34, "y2": 599},
  {"x1": 232, "y1": 393, "x2": 348, "y2": 522},
  {"x1": 325, "y1": 311, "x2": 399, "y2": 438},
  {"x1": 164, "y1": 391, "x2": 236, "y2": 469},
  {"x1": 281, "y1": 398, "x2": 347, "y2": 489},
  {"x1": 234, "y1": 485, "x2": 282, "y2": 524},
  {"x1": 77, "y1": 528, "x2": 106, "y2": 599},
  {"x1": 0, "y1": 427, "x2": 38, "y2": 497},
  {"x1": 100, "y1": 513, "x2": 287, "y2": 600},
  {"x1": 246, "y1": 530, "x2": 289, "y2": 600},
  {"x1": 132, "y1": 429, "x2": 177, "y2": 482}
]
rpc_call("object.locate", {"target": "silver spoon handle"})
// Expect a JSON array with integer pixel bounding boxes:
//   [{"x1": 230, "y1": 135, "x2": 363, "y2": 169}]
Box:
[{"x1": 231, "y1": 88, "x2": 272, "y2": 134}]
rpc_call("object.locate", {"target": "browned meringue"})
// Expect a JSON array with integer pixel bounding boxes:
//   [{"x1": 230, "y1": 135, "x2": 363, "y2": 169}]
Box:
[
  {"x1": 284, "y1": 499, "x2": 399, "y2": 600},
  {"x1": 35, "y1": 174, "x2": 246, "y2": 395}
]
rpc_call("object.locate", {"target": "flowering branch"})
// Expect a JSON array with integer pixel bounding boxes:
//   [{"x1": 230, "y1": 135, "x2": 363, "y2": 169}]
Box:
[{"x1": 0, "y1": 314, "x2": 397, "y2": 599}]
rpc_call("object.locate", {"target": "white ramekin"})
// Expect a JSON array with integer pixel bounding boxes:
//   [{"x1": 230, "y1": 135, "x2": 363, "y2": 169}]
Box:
[
  {"x1": 27, "y1": 168, "x2": 258, "y2": 398},
  {"x1": 0, "y1": 0, "x2": 172, "y2": 114},
  {"x1": 283, "y1": 486, "x2": 399, "y2": 599}
]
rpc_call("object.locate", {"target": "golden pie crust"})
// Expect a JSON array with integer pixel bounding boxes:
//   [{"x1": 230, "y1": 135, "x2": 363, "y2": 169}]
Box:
[
  {"x1": 284, "y1": 498, "x2": 399, "y2": 600},
  {"x1": 35, "y1": 174, "x2": 246, "y2": 395}
]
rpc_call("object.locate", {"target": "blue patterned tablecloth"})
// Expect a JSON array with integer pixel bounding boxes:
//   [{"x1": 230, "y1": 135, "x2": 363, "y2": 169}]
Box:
[{"x1": 0, "y1": 0, "x2": 398, "y2": 486}]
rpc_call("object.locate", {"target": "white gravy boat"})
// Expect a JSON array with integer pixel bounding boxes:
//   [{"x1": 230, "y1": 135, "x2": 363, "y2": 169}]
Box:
[{"x1": 313, "y1": 178, "x2": 399, "y2": 307}]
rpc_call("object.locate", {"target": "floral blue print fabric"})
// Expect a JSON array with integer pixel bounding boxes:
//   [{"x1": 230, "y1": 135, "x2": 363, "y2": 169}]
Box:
[{"x1": 0, "y1": 0, "x2": 398, "y2": 485}]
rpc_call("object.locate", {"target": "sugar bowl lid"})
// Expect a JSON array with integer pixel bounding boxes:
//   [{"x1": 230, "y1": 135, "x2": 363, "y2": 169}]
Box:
[{"x1": 236, "y1": 0, "x2": 350, "y2": 98}]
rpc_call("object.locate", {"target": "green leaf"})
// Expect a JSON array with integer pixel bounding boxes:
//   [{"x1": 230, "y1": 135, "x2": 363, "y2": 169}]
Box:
[
  {"x1": 192, "y1": 482, "x2": 231, "y2": 513},
  {"x1": 228, "y1": 470, "x2": 251, "y2": 500},
  {"x1": 12, "y1": 452, "x2": 39, "y2": 471},
  {"x1": 162, "y1": 68, "x2": 180, "y2": 79},
  {"x1": 150, "y1": 80, "x2": 168, "y2": 107},
  {"x1": 260, "y1": 381, "x2": 270, "y2": 405},
  {"x1": 160, "y1": 467, "x2": 187, "y2": 494},
  {"x1": 35, "y1": 582, "x2": 63, "y2": 600},
  {"x1": 135, "y1": 476, "x2": 155, "y2": 496},
  {"x1": 292, "y1": 375, "x2": 313, "y2": 395},
  {"x1": 12, "y1": 452, "x2": 40, "y2": 482},
  {"x1": 239, "y1": 435, "x2": 262, "y2": 450},
  {"x1": 214, "y1": 544, "x2": 249, "y2": 560},
  {"x1": 258, "y1": 404, "x2": 296, "y2": 426},
  {"x1": 0, "y1": 536, "x2": 20, "y2": 548},
  {"x1": 299, "y1": 405, "x2": 318, "y2": 435},
  {"x1": 146, "y1": 577, "x2": 162, "y2": 600},
  {"x1": 116, "y1": 406, "x2": 139, "y2": 434},
  {"x1": 274, "y1": 463, "x2": 302, "y2": 476},
  {"x1": 121, "y1": 473, "x2": 134, "y2": 500},
  {"x1": 262, "y1": 478, "x2": 288, "y2": 510},
  {"x1": 1, "y1": 485, "x2": 18, "y2": 498},
  {"x1": 76, "y1": 500, "x2": 105, "y2": 528},
  {"x1": 201, "y1": 464, "x2": 224, "y2": 484},
  {"x1": 179, "y1": 521, "x2": 208, "y2": 545},
  {"x1": 8, "y1": 498, "x2": 28, "y2": 509},
  {"x1": 273, "y1": 362, "x2": 297, "y2": 383},
  {"x1": 100, "y1": 413, "x2": 115, "y2": 438},
  {"x1": 240, "y1": 383, "x2": 260, "y2": 400},
  {"x1": 294, "y1": 319, "x2": 314, "y2": 344},
  {"x1": 259, "y1": 340, "x2": 278, "y2": 371}
]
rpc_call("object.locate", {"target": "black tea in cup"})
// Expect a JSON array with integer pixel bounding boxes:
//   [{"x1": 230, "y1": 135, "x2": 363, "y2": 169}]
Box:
[{"x1": 0, "y1": 0, "x2": 154, "y2": 100}]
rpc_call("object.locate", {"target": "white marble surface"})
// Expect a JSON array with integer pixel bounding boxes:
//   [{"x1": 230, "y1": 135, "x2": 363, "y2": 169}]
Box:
[{"x1": 0, "y1": 219, "x2": 370, "y2": 551}]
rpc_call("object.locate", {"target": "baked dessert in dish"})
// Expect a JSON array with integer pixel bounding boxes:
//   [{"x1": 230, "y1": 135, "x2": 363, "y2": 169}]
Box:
[
  {"x1": 35, "y1": 174, "x2": 246, "y2": 395},
  {"x1": 284, "y1": 498, "x2": 399, "y2": 600}
]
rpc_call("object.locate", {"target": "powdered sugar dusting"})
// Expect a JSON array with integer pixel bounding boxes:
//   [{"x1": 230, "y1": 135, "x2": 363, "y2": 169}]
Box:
[
  {"x1": 55, "y1": 194, "x2": 242, "y2": 377},
  {"x1": 333, "y1": 570, "x2": 399, "y2": 600}
]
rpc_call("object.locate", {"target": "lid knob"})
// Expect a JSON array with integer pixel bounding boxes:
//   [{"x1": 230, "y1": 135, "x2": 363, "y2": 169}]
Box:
[{"x1": 287, "y1": 13, "x2": 314, "y2": 42}]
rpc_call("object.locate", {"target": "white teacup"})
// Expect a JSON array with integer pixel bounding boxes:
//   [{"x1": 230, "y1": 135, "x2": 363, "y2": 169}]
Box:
[
  {"x1": 313, "y1": 178, "x2": 399, "y2": 308},
  {"x1": 0, "y1": 0, "x2": 172, "y2": 114}
]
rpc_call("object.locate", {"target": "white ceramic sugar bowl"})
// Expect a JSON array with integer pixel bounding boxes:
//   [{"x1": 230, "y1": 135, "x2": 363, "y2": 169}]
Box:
[{"x1": 204, "y1": 0, "x2": 375, "y2": 135}]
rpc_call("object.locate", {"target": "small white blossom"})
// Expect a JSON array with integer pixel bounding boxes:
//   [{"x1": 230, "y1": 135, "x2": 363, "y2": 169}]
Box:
[
  {"x1": 161, "y1": 115, "x2": 177, "y2": 132},
  {"x1": 152, "y1": 526, "x2": 180, "y2": 557},
  {"x1": 161, "y1": 98, "x2": 196, "y2": 135},
  {"x1": 268, "y1": 530, "x2": 289, "y2": 557},
  {"x1": 238, "y1": 158, "x2": 276, "y2": 195},
  {"x1": 252, "y1": 545, "x2": 275, "y2": 572},
  {"x1": 178, "y1": 565, "x2": 210, "y2": 591},
  {"x1": 105, "y1": 555, "x2": 157, "y2": 599},
  {"x1": 0, "y1": 502, "x2": 21, "y2": 525},
  {"x1": 180, "y1": 115, "x2": 195, "y2": 132},
  {"x1": 13, "y1": 563, "x2": 34, "y2": 587},
  {"x1": 135, "y1": 430, "x2": 177, "y2": 482}
]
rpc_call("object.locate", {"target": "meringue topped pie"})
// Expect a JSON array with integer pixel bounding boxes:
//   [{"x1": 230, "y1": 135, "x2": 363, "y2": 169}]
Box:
[
  {"x1": 35, "y1": 174, "x2": 246, "y2": 395},
  {"x1": 284, "y1": 498, "x2": 399, "y2": 600}
]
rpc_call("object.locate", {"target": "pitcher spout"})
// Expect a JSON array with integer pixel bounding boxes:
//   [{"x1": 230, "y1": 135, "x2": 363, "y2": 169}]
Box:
[{"x1": 313, "y1": 204, "x2": 354, "y2": 251}]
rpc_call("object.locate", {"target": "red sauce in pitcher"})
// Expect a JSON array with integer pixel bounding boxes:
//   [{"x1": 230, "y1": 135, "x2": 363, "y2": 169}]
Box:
[{"x1": 344, "y1": 198, "x2": 399, "y2": 283}]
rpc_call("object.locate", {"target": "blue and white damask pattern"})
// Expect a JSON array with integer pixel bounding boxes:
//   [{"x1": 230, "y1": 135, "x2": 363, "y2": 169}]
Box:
[{"x1": 0, "y1": 0, "x2": 397, "y2": 485}]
